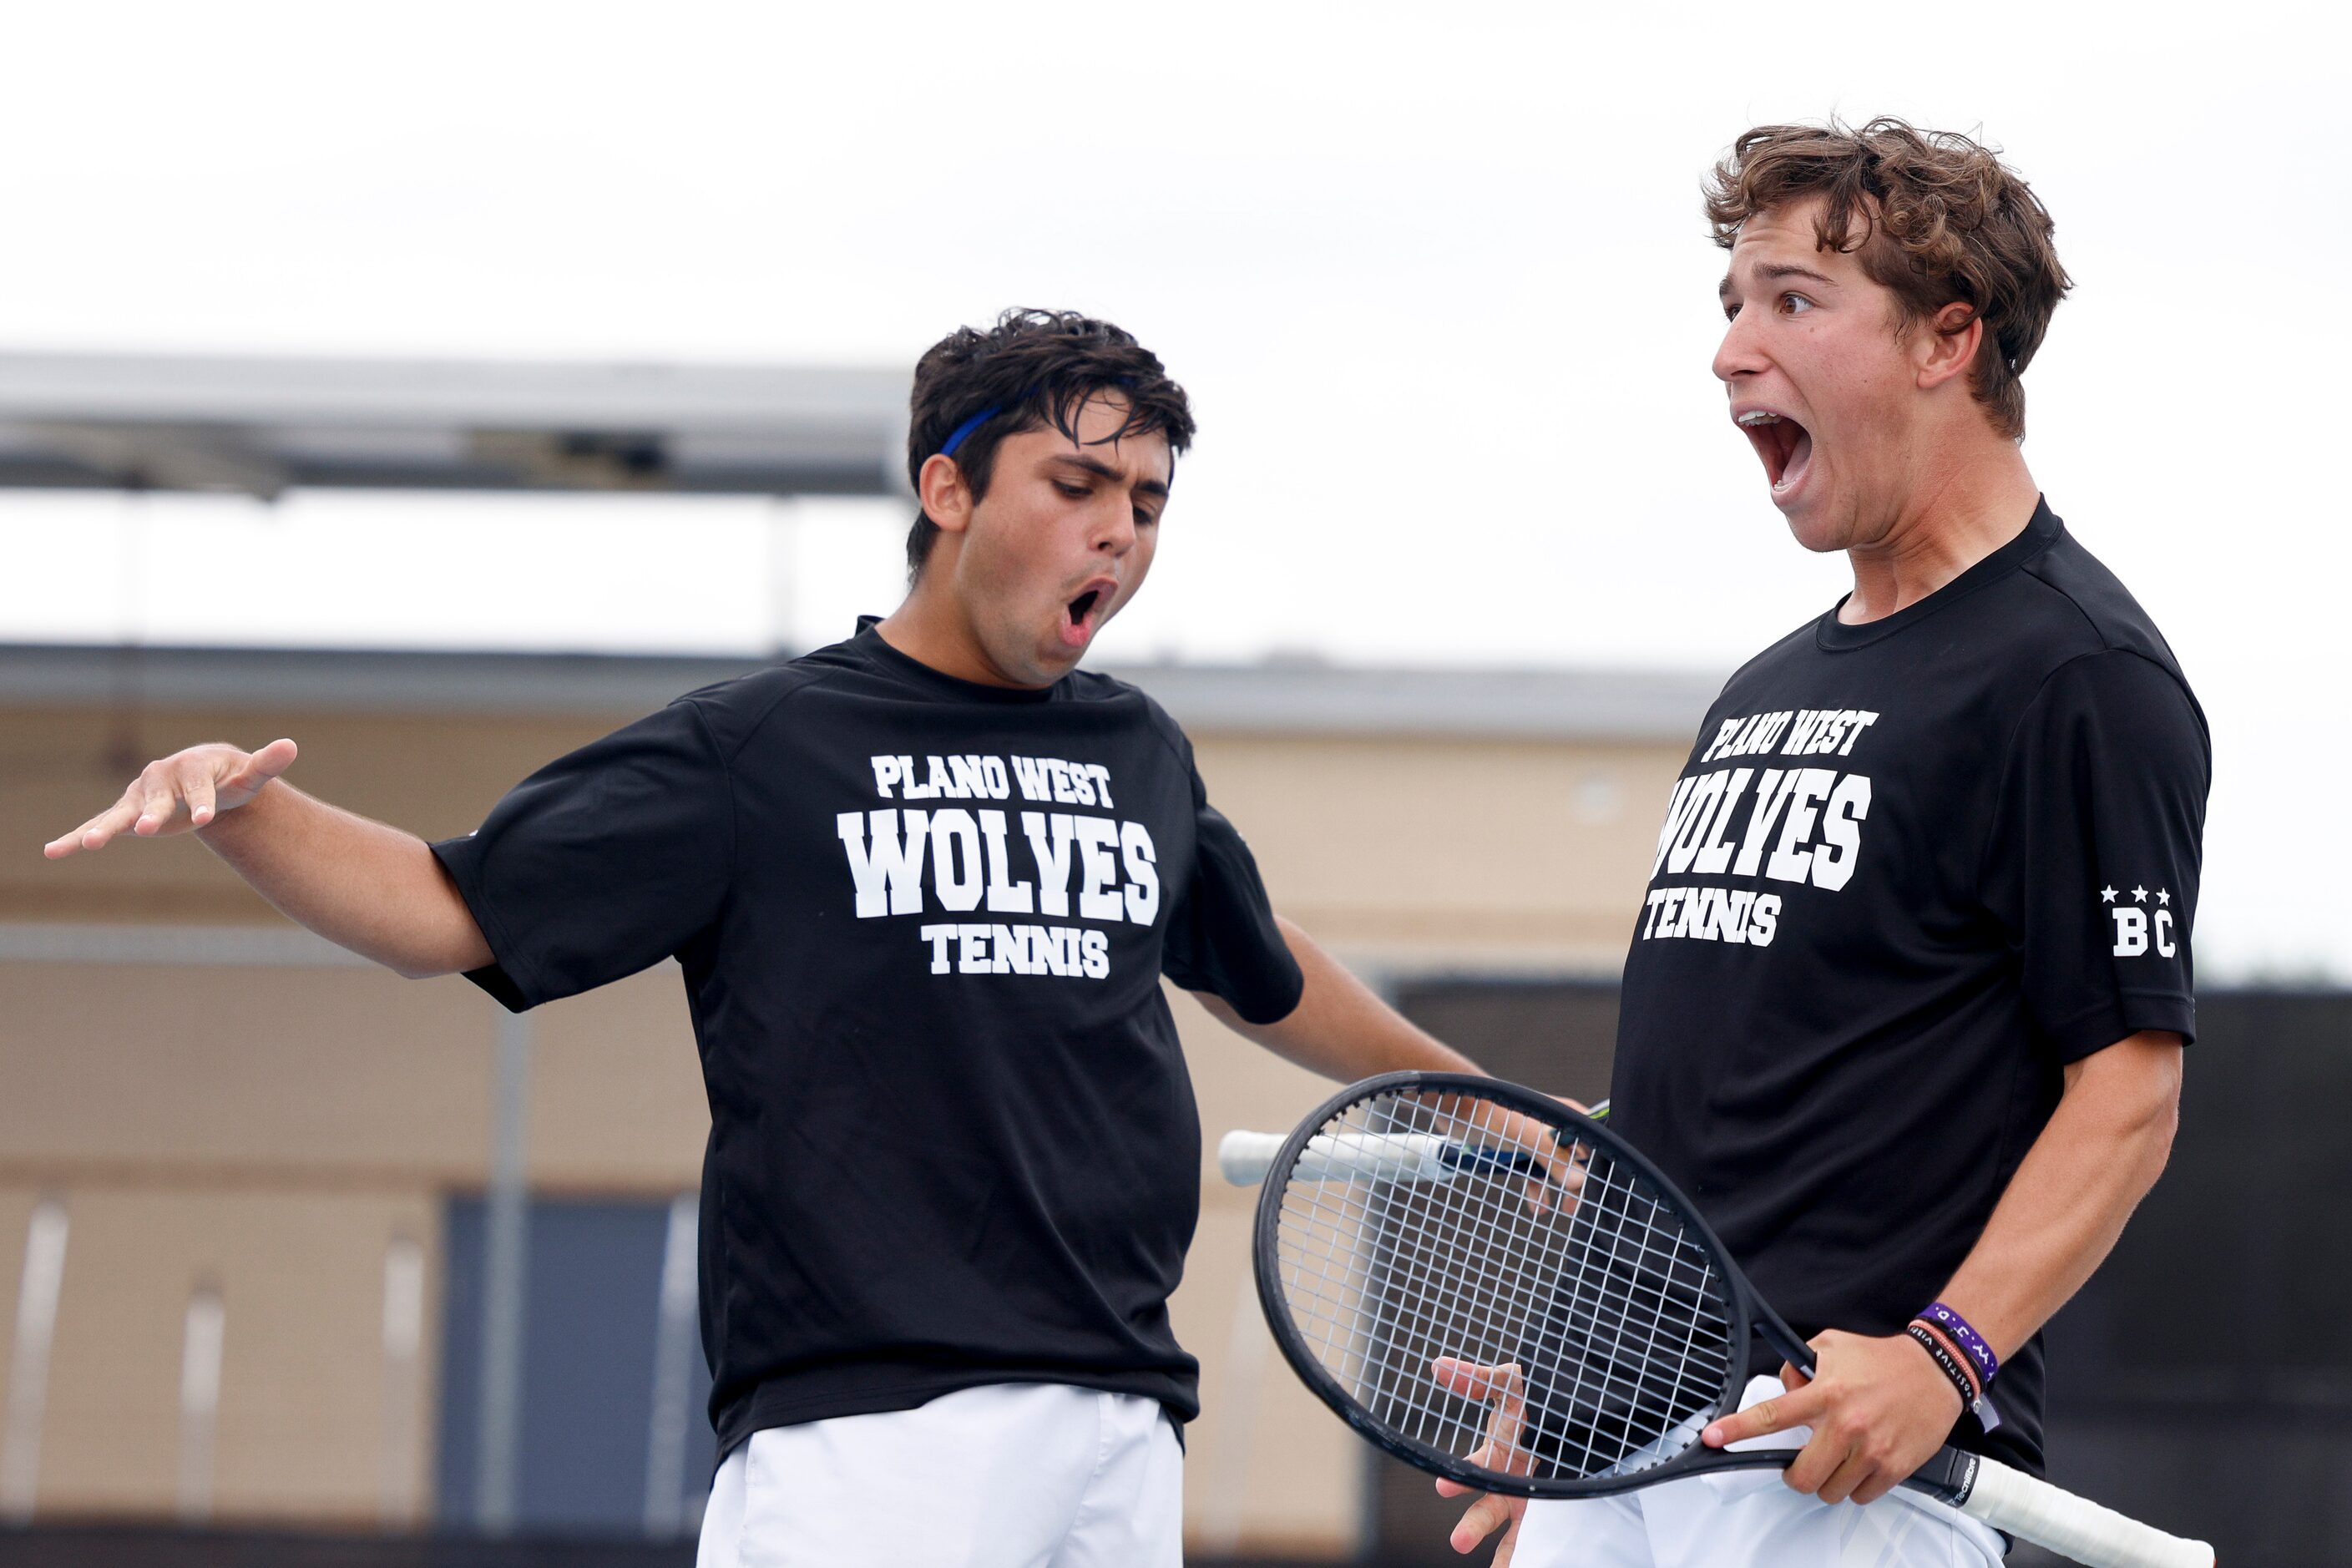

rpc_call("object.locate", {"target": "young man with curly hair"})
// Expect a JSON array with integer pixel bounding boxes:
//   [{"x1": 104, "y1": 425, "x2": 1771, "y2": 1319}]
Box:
[
  {"x1": 1442, "y1": 120, "x2": 2209, "y2": 1567},
  {"x1": 46, "y1": 311, "x2": 1499, "y2": 1567}
]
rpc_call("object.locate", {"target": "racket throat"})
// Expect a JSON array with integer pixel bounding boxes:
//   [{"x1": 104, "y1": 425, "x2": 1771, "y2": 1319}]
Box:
[{"x1": 1903, "y1": 1446, "x2": 1980, "y2": 1508}]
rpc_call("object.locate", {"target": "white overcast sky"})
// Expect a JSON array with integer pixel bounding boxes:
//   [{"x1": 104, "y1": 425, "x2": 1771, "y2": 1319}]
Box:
[{"x1": 0, "y1": 1, "x2": 2343, "y2": 978}]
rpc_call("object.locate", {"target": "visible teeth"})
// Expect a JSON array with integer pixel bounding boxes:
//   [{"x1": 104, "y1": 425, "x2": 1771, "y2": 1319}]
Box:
[{"x1": 1737, "y1": 411, "x2": 1782, "y2": 427}]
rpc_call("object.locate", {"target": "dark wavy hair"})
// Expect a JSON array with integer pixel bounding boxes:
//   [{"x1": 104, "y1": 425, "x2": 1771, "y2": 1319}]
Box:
[
  {"x1": 1704, "y1": 119, "x2": 2071, "y2": 439},
  {"x1": 903, "y1": 309, "x2": 1195, "y2": 578}
]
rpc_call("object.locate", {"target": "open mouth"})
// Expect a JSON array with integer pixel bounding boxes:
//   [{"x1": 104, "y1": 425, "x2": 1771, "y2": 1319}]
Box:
[
  {"x1": 1059, "y1": 579, "x2": 1116, "y2": 649},
  {"x1": 1736, "y1": 409, "x2": 1814, "y2": 498}
]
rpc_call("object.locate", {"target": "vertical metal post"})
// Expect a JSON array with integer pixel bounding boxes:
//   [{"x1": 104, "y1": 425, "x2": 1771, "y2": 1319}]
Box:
[
  {"x1": 475, "y1": 1006, "x2": 532, "y2": 1535},
  {"x1": 176, "y1": 1282, "x2": 225, "y2": 1524},
  {"x1": 1, "y1": 1196, "x2": 69, "y2": 1523},
  {"x1": 641, "y1": 1191, "x2": 699, "y2": 1539},
  {"x1": 379, "y1": 1234, "x2": 426, "y2": 1529}
]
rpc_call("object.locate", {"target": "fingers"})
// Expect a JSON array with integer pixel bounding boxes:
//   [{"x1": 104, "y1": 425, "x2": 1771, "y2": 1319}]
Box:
[
  {"x1": 136, "y1": 767, "x2": 180, "y2": 835},
  {"x1": 44, "y1": 741, "x2": 296, "y2": 857},
  {"x1": 1434, "y1": 1357, "x2": 1531, "y2": 1479},
  {"x1": 1431, "y1": 1358, "x2": 1523, "y2": 1406},
  {"x1": 1449, "y1": 1491, "x2": 1517, "y2": 1555},
  {"x1": 226, "y1": 738, "x2": 299, "y2": 792},
  {"x1": 1465, "y1": 1436, "x2": 1534, "y2": 1479},
  {"x1": 44, "y1": 795, "x2": 139, "y2": 858},
  {"x1": 1702, "y1": 1381, "x2": 1824, "y2": 1449},
  {"x1": 1789, "y1": 1434, "x2": 1866, "y2": 1501},
  {"x1": 185, "y1": 771, "x2": 218, "y2": 828}
]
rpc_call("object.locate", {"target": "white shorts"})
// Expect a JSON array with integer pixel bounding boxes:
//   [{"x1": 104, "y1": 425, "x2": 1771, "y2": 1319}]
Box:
[
  {"x1": 695, "y1": 1381, "x2": 1182, "y2": 1568},
  {"x1": 1512, "y1": 1378, "x2": 2007, "y2": 1568}
]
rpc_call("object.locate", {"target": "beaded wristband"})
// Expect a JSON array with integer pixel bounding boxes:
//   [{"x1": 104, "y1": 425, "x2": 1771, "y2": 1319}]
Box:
[
  {"x1": 1904, "y1": 1323, "x2": 1980, "y2": 1414},
  {"x1": 1920, "y1": 1301, "x2": 1999, "y2": 1388}
]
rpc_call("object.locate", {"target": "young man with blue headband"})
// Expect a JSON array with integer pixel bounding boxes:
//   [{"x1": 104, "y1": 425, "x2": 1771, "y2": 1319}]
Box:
[{"x1": 45, "y1": 309, "x2": 1500, "y2": 1565}]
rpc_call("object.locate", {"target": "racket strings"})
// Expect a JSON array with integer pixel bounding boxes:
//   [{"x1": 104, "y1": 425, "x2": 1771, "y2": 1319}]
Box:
[{"x1": 1272, "y1": 1092, "x2": 1737, "y2": 1485}]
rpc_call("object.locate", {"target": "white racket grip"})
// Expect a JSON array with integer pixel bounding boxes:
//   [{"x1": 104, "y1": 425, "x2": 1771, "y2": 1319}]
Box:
[
  {"x1": 1960, "y1": 1455, "x2": 2212, "y2": 1568},
  {"x1": 1218, "y1": 1131, "x2": 1287, "y2": 1186},
  {"x1": 1217, "y1": 1130, "x2": 1455, "y2": 1187}
]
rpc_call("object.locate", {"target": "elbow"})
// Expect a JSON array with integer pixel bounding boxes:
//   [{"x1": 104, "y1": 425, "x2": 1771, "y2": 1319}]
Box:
[{"x1": 386, "y1": 932, "x2": 493, "y2": 983}]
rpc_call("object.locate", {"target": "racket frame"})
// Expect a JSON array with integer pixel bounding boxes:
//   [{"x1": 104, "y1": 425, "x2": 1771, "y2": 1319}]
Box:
[{"x1": 1251, "y1": 1070, "x2": 1983, "y2": 1505}]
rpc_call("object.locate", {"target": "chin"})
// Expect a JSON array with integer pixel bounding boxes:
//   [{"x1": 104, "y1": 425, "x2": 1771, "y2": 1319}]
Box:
[
  {"x1": 1783, "y1": 517, "x2": 1849, "y2": 555},
  {"x1": 1021, "y1": 640, "x2": 1085, "y2": 684},
  {"x1": 1773, "y1": 492, "x2": 1850, "y2": 555}
]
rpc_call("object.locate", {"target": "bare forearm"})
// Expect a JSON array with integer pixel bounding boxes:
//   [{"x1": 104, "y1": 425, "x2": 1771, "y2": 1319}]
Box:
[
  {"x1": 1196, "y1": 915, "x2": 1482, "y2": 1081},
  {"x1": 196, "y1": 781, "x2": 493, "y2": 978},
  {"x1": 1939, "y1": 1032, "x2": 2182, "y2": 1360}
]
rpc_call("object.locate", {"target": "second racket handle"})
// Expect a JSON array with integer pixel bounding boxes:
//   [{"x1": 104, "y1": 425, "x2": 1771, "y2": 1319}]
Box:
[
  {"x1": 1219, "y1": 1130, "x2": 1286, "y2": 1187},
  {"x1": 1961, "y1": 1456, "x2": 2212, "y2": 1568}
]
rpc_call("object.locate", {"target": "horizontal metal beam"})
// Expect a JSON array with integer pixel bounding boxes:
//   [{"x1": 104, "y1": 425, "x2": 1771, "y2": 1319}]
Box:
[
  {"x1": 0, "y1": 352, "x2": 909, "y2": 498},
  {"x1": 0, "y1": 642, "x2": 1724, "y2": 741},
  {"x1": 0, "y1": 923, "x2": 369, "y2": 967}
]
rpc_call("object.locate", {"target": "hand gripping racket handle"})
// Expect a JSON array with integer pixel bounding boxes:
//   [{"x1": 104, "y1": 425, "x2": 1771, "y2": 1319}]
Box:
[{"x1": 1959, "y1": 1454, "x2": 2212, "y2": 1567}]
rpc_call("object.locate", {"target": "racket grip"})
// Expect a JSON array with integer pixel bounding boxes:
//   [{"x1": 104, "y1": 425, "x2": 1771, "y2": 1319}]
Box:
[
  {"x1": 1218, "y1": 1130, "x2": 1286, "y2": 1186},
  {"x1": 1960, "y1": 1456, "x2": 2212, "y2": 1568}
]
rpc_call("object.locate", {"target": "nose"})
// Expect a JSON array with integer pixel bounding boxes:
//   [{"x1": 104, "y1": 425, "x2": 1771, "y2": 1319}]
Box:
[
  {"x1": 1092, "y1": 493, "x2": 1136, "y2": 558},
  {"x1": 1712, "y1": 303, "x2": 1768, "y2": 386}
]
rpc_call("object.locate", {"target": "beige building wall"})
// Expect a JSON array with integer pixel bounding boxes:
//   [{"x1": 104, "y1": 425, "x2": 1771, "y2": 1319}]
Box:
[{"x1": 0, "y1": 685, "x2": 1689, "y2": 1547}]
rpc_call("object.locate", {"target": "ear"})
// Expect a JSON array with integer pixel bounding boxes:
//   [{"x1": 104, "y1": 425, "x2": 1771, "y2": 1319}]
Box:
[
  {"x1": 1915, "y1": 302, "x2": 1982, "y2": 394},
  {"x1": 916, "y1": 453, "x2": 975, "y2": 536}
]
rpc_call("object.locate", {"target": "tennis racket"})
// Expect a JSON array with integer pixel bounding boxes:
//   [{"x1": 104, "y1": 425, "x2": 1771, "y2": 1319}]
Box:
[{"x1": 1221, "y1": 1071, "x2": 2211, "y2": 1568}]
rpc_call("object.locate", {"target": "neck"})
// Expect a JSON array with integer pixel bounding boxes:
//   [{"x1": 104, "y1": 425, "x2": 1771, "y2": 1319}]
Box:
[
  {"x1": 1840, "y1": 437, "x2": 2042, "y2": 624},
  {"x1": 876, "y1": 566, "x2": 1029, "y2": 688}
]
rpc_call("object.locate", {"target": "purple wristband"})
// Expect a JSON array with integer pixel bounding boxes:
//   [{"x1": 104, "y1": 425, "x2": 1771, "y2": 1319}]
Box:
[{"x1": 1919, "y1": 1302, "x2": 1999, "y2": 1388}]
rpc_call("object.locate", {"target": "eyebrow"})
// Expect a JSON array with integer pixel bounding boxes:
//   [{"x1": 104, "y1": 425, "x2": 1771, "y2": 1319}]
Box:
[
  {"x1": 1719, "y1": 261, "x2": 1839, "y2": 302},
  {"x1": 1049, "y1": 452, "x2": 1171, "y2": 498}
]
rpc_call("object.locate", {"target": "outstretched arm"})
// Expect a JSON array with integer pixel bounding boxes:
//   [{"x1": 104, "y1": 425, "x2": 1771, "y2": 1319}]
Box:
[
  {"x1": 1702, "y1": 1030, "x2": 2183, "y2": 1504},
  {"x1": 43, "y1": 740, "x2": 493, "y2": 979}
]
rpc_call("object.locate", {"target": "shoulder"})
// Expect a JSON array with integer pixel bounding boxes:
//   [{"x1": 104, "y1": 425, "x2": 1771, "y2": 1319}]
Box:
[
  {"x1": 2011, "y1": 524, "x2": 2206, "y2": 738},
  {"x1": 2017, "y1": 525, "x2": 2190, "y2": 675},
  {"x1": 670, "y1": 650, "x2": 847, "y2": 761},
  {"x1": 1075, "y1": 668, "x2": 1197, "y2": 769},
  {"x1": 1720, "y1": 615, "x2": 1822, "y2": 695}
]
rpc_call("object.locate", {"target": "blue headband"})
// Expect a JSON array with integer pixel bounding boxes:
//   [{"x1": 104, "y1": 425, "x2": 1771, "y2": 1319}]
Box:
[{"x1": 938, "y1": 404, "x2": 1003, "y2": 459}]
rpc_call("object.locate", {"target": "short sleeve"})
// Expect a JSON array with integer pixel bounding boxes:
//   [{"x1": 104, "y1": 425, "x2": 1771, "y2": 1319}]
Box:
[
  {"x1": 1159, "y1": 770, "x2": 1303, "y2": 1026},
  {"x1": 430, "y1": 699, "x2": 734, "y2": 1011},
  {"x1": 1981, "y1": 650, "x2": 2210, "y2": 1060}
]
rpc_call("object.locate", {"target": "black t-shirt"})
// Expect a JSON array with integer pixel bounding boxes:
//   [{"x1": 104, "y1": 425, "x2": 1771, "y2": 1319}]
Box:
[
  {"x1": 1609, "y1": 500, "x2": 2208, "y2": 1476},
  {"x1": 431, "y1": 621, "x2": 1304, "y2": 1454}
]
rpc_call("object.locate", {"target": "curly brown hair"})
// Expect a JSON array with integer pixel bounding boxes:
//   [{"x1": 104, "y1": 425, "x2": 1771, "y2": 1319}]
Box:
[{"x1": 1703, "y1": 119, "x2": 2071, "y2": 439}]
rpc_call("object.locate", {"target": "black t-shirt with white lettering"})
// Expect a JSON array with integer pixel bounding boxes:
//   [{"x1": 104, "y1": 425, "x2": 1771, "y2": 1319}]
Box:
[
  {"x1": 1610, "y1": 500, "x2": 2208, "y2": 1476},
  {"x1": 430, "y1": 620, "x2": 1303, "y2": 1454}
]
